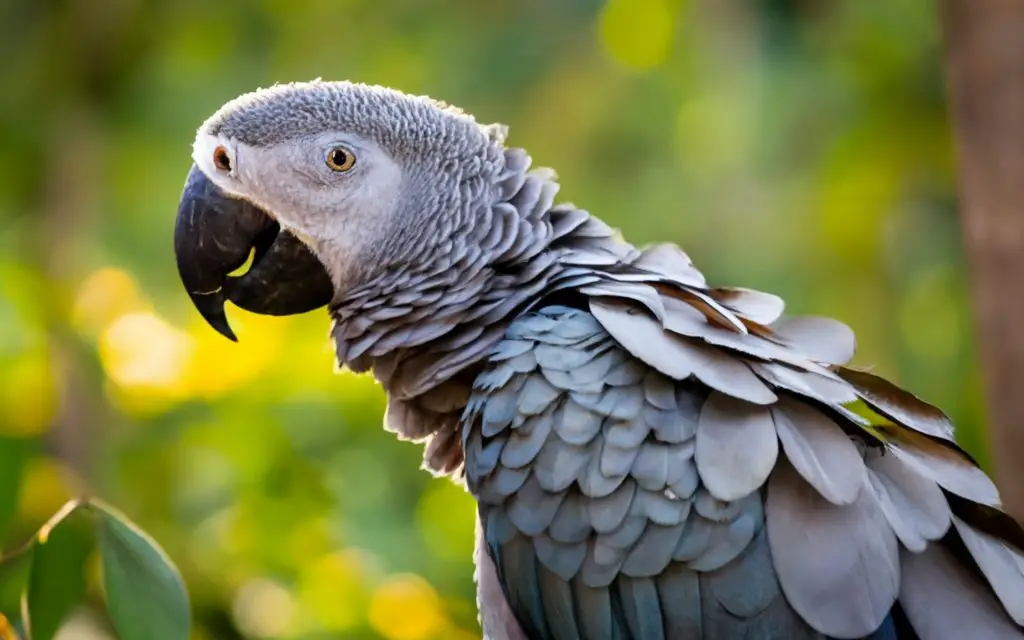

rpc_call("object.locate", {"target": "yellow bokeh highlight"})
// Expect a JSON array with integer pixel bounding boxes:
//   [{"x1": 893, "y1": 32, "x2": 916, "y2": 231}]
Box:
[
  {"x1": 80, "y1": 265, "x2": 293, "y2": 415},
  {"x1": 71, "y1": 267, "x2": 148, "y2": 337},
  {"x1": 817, "y1": 158, "x2": 898, "y2": 262},
  {"x1": 368, "y1": 574, "x2": 446, "y2": 640},
  {"x1": 17, "y1": 457, "x2": 72, "y2": 525},
  {"x1": 0, "y1": 350, "x2": 58, "y2": 436},
  {"x1": 296, "y1": 550, "x2": 371, "y2": 632},
  {"x1": 599, "y1": 0, "x2": 676, "y2": 70},
  {"x1": 99, "y1": 311, "x2": 194, "y2": 416},
  {"x1": 101, "y1": 312, "x2": 194, "y2": 391},
  {"x1": 0, "y1": 613, "x2": 18, "y2": 640},
  {"x1": 181, "y1": 311, "x2": 287, "y2": 398},
  {"x1": 231, "y1": 578, "x2": 295, "y2": 639}
]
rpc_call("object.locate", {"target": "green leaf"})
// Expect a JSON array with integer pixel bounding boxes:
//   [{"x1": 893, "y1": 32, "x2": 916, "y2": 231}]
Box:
[
  {"x1": 0, "y1": 547, "x2": 33, "y2": 624},
  {"x1": 0, "y1": 437, "x2": 32, "y2": 544},
  {"x1": 24, "y1": 505, "x2": 93, "y2": 640},
  {"x1": 93, "y1": 501, "x2": 190, "y2": 640}
]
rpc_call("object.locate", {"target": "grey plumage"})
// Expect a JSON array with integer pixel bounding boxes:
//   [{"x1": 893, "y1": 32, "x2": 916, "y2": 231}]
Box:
[{"x1": 178, "y1": 80, "x2": 1024, "y2": 639}]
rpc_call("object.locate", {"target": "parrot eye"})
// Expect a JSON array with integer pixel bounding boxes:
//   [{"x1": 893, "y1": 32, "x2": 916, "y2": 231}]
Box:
[
  {"x1": 212, "y1": 146, "x2": 232, "y2": 172},
  {"x1": 325, "y1": 146, "x2": 357, "y2": 172}
]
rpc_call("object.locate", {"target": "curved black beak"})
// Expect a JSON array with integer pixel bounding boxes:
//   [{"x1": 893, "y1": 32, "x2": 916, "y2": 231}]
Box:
[{"x1": 173, "y1": 164, "x2": 334, "y2": 341}]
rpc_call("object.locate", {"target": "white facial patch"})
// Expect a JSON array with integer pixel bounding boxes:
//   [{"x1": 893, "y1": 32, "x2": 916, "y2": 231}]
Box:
[
  {"x1": 189, "y1": 123, "x2": 414, "y2": 286},
  {"x1": 191, "y1": 132, "x2": 250, "y2": 200}
]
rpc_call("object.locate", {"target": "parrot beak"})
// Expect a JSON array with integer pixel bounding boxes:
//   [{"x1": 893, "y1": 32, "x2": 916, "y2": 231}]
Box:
[{"x1": 173, "y1": 163, "x2": 334, "y2": 341}]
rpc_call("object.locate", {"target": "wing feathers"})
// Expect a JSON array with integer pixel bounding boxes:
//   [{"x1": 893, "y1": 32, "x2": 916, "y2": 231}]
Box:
[
  {"x1": 771, "y1": 397, "x2": 865, "y2": 505},
  {"x1": 465, "y1": 304, "x2": 1024, "y2": 640},
  {"x1": 866, "y1": 451, "x2": 950, "y2": 552},
  {"x1": 696, "y1": 392, "x2": 778, "y2": 501},
  {"x1": 900, "y1": 542, "x2": 1022, "y2": 639},
  {"x1": 617, "y1": 577, "x2": 666, "y2": 640},
  {"x1": 770, "y1": 316, "x2": 856, "y2": 365},
  {"x1": 766, "y1": 460, "x2": 899, "y2": 638},
  {"x1": 953, "y1": 516, "x2": 1024, "y2": 624}
]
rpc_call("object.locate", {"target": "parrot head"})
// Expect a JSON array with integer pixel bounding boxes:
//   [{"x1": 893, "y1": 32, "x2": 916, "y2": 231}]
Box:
[{"x1": 174, "y1": 80, "x2": 506, "y2": 340}]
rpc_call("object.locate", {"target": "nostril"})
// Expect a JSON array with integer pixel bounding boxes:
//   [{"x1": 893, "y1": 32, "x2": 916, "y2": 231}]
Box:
[{"x1": 213, "y1": 145, "x2": 232, "y2": 172}]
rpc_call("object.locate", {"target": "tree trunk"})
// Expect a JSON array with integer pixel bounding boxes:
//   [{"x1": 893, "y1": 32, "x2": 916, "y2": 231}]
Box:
[{"x1": 941, "y1": 0, "x2": 1024, "y2": 520}]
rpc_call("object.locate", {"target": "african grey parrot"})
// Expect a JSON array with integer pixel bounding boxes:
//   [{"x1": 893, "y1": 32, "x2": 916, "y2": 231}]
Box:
[{"x1": 173, "y1": 80, "x2": 1024, "y2": 639}]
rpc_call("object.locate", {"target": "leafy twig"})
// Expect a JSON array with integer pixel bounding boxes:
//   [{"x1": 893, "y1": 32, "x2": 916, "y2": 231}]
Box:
[{"x1": 0, "y1": 498, "x2": 85, "y2": 565}]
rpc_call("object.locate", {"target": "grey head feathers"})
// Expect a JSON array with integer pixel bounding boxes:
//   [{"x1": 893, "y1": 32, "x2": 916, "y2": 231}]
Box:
[
  {"x1": 191, "y1": 80, "x2": 510, "y2": 286},
  {"x1": 203, "y1": 80, "x2": 506, "y2": 159}
]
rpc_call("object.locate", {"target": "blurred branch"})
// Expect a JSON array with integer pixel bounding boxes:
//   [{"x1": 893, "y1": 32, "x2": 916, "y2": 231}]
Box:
[
  {"x1": 26, "y1": 0, "x2": 156, "y2": 491},
  {"x1": 941, "y1": 0, "x2": 1024, "y2": 519},
  {"x1": 36, "y1": 104, "x2": 104, "y2": 488}
]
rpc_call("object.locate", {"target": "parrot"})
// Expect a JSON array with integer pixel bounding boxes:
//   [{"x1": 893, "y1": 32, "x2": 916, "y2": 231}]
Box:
[{"x1": 173, "y1": 80, "x2": 1024, "y2": 639}]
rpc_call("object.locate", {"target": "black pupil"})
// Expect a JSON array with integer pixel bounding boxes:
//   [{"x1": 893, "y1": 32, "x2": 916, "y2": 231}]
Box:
[
  {"x1": 214, "y1": 148, "x2": 230, "y2": 171},
  {"x1": 331, "y1": 150, "x2": 347, "y2": 166}
]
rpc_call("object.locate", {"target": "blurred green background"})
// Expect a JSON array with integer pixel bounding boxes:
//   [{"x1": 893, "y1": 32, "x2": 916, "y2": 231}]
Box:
[{"x1": 0, "y1": 0, "x2": 984, "y2": 638}]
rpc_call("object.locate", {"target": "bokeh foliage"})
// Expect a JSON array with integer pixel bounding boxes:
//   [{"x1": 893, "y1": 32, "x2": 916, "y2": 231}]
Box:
[{"x1": 0, "y1": 0, "x2": 984, "y2": 638}]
